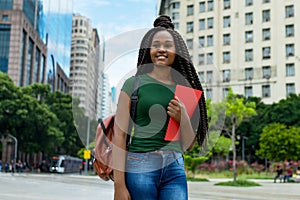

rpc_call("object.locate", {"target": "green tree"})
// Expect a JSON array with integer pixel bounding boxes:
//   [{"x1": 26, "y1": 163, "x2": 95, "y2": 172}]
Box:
[
  {"x1": 46, "y1": 91, "x2": 84, "y2": 156},
  {"x1": 223, "y1": 88, "x2": 256, "y2": 181},
  {"x1": 256, "y1": 123, "x2": 300, "y2": 161}
]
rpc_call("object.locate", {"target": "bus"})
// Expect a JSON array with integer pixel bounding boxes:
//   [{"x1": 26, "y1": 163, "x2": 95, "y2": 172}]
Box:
[{"x1": 49, "y1": 155, "x2": 82, "y2": 173}]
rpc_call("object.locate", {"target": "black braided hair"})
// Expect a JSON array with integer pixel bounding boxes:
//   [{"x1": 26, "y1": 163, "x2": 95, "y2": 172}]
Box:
[{"x1": 135, "y1": 15, "x2": 209, "y2": 147}]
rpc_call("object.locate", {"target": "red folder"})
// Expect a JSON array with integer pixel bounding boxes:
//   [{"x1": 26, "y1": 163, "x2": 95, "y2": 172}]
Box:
[{"x1": 164, "y1": 85, "x2": 202, "y2": 141}]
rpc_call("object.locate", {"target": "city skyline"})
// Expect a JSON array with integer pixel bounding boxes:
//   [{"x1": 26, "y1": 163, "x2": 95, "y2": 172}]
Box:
[{"x1": 72, "y1": 0, "x2": 157, "y2": 87}]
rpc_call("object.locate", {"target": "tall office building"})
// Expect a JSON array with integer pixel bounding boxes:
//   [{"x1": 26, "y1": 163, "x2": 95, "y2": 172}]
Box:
[
  {"x1": 69, "y1": 14, "x2": 101, "y2": 120},
  {"x1": 0, "y1": 0, "x2": 72, "y2": 92},
  {"x1": 158, "y1": 0, "x2": 299, "y2": 103},
  {"x1": 100, "y1": 73, "x2": 112, "y2": 119},
  {"x1": 0, "y1": 0, "x2": 47, "y2": 86}
]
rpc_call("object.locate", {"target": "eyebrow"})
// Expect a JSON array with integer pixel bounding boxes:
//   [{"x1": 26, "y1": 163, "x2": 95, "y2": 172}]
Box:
[{"x1": 152, "y1": 40, "x2": 174, "y2": 43}]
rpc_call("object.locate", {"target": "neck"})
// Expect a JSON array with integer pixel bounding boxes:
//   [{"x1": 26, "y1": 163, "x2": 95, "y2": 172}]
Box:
[{"x1": 148, "y1": 65, "x2": 174, "y2": 84}]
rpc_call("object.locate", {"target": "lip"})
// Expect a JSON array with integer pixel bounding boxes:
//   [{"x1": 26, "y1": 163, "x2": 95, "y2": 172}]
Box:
[{"x1": 156, "y1": 55, "x2": 168, "y2": 59}]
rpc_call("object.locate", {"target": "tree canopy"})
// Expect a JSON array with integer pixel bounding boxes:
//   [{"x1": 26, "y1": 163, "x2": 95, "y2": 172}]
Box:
[{"x1": 256, "y1": 123, "x2": 300, "y2": 161}]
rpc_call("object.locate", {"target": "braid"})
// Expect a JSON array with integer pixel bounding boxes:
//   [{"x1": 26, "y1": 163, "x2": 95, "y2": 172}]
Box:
[
  {"x1": 136, "y1": 15, "x2": 209, "y2": 147},
  {"x1": 171, "y1": 31, "x2": 208, "y2": 146}
]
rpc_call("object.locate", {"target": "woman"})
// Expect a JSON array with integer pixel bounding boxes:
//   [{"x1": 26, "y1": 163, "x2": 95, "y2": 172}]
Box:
[{"x1": 113, "y1": 15, "x2": 208, "y2": 200}]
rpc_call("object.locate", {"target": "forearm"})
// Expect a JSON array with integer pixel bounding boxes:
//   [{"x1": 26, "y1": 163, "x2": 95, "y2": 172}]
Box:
[
  {"x1": 112, "y1": 130, "x2": 127, "y2": 186},
  {"x1": 180, "y1": 112, "x2": 196, "y2": 151}
]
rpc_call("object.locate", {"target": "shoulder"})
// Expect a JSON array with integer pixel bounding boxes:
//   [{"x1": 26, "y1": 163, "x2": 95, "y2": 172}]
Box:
[{"x1": 121, "y1": 76, "x2": 137, "y2": 96}]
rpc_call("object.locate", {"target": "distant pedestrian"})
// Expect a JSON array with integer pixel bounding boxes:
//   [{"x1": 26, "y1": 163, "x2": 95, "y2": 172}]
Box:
[
  {"x1": 0, "y1": 160, "x2": 2, "y2": 172},
  {"x1": 5, "y1": 161, "x2": 9, "y2": 173},
  {"x1": 284, "y1": 168, "x2": 293, "y2": 183},
  {"x1": 274, "y1": 165, "x2": 283, "y2": 183}
]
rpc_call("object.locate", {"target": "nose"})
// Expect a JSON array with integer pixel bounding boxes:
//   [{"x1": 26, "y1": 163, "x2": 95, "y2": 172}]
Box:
[{"x1": 157, "y1": 45, "x2": 166, "y2": 52}]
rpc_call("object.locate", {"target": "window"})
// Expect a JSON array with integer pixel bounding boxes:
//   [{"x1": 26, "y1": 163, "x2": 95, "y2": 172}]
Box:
[
  {"x1": 187, "y1": 5, "x2": 194, "y2": 16},
  {"x1": 263, "y1": 47, "x2": 271, "y2": 59},
  {"x1": 245, "y1": 31, "x2": 253, "y2": 43},
  {"x1": 199, "y1": 2, "x2": 206, "y2": 13},
  {"x1": 172, "y1": 12, "x2": 180, "y2": 20},
  {"x1": 2, "y1": 15, "x2": 9, "y2": 21},
  {"x1": 208, "y1": 0, "x2": 214, "y2": 11},
  {"x1": 172, "y1": 2, "x2": 180, "y2": 9},
  {"x1": 286, "y1": 83, "x2": 295, "y2": 96},
  {"x1": 223, "y1": 16, "x2": 231, "y2": 28},
  {"x1": 224, "y1": 0, "x2": 231, "y2": 9},
  {"x1": 245, "y1": 13, "x2": 253, "y2": 25},
  {"x1": 199, "y1": 36, "x2": 205, "y2": 47},
  {"x1": 223, "y1": 88, "x2": 229, "y2": 98},
  {"x1": 207, "y1": 53, "x2": 213, "y2": 64},
  {"x1": 223, "y1": 33, "x2": 231, "y2": 45},
  {"x1": 223, "y1": 51, "x2": 230, "y2": 64},
  {"x1": 262, "y1": 10, "x2": 270, "y2": 22},
  {"x1": 283, "y1": 25, "x2": 294, "y2": 38},
  {"x1": 245, "y1": 67, "x2": 253, "y2": 80},
  {"x1": 262, "y1": 85, "x2": 270, "y2": 98},
  {"x1": 245, "y1": 86, "x2": 253, "y2": 98},
  {"x1": 173, "y1": 22, "x2": 179, "y2": 29},
  {"x1": 186, "y1": 39, "x2": 193, "y2": 49},
  {"x1": 246, "y1": 0, "x2": 253, "y2": 6},
  {"x1": 262, "y1": 28, "x2": 270, "y2": 40},
  {"x1": 286, "y1": 63, "x2": 295, "y2": 77},
  {"x1": 286, "y1": 44, "x2": 294, "y2": 57},
  {"x1": 0, "y1": 0, "x2": 13, "y2": 10},
  {"x1": 223, "y1": 69, "x2": 231, "y2": 82},
  {"x1": 207, "y1": 71, "x2": 213, "y2": 83},
  {"x1": 206, "y1": 88, "x2": 212, "y2": 100},
  {"x1": 263, "y1": 0, "x2": 270, "y2": 3},
  {"x1": 262, "y1": 66, "x2": 271, "y2": 79},
  {"x1": 207, "y1": 17, "x2": 214, "y2": 29},
  {"x1": 0, "y1": 24, "x2": 11, "y2": 74},
  {"x1": 187, "y1": 22, "x2": 193, "y2": 33},
  {"x1": 245, "y1": 49, "x2": 253, "y2": 62},
  {"x1": 198, "y1": 71, "x2": 204, "y2": 82},
  {"x1": 199, "y1": 54, "x2": 205, "y2": 65},
  {"x1": 199, "y1": 19, "x2": 205, "y2": 30},
  {"x1": 207, "y1": 35, "x2": 213, "y2": 46},
  {"x1": 285, "y1": 5, "x2": 294, "y2": 18}
]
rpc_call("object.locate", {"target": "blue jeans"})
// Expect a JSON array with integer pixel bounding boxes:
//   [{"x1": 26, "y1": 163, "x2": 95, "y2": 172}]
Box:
[{"x1": 125, "y1": 151, "x2": 188, "y2": 200}]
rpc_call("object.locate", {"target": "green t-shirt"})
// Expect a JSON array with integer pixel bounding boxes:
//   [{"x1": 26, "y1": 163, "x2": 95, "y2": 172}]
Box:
[{"x1": 121, "y1": 74, "x2": 182, "y2": 153}]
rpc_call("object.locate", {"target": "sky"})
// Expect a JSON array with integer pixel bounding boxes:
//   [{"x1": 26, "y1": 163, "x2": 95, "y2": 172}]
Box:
[{"x1": 72, "y1": 0, "x2": 158, "y2": 87}]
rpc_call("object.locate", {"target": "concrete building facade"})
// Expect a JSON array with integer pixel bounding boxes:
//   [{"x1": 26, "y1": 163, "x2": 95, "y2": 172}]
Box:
[
  {"x1": 158, "y1": 0, "x2": 299, "y2": 103},
  {"x1": 69, "y1": 14, "x2": 101, "y2": 120},
  {"x1": 0, "y1": 0, "x2": 47, "y2": 86}
]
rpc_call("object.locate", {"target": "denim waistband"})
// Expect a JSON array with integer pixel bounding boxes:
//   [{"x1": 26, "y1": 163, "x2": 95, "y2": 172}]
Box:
[{"x1": 126, "y1": 151, "x2": 183, "y2": 173}]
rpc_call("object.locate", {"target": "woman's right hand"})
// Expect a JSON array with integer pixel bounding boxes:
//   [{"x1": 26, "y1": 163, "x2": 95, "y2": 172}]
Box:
[{"x1": 114, "y1": 184, "x2": 131, "y2": 200}]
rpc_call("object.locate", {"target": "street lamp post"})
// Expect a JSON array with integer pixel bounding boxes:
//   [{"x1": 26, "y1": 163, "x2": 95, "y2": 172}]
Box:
[
  {"x1": 8, "y1": 134, "x2": 17, "y2": 173},
  {"x1": 85, "y1": 117, "x2": 90, "y2": 175},
  {"x1": 242, "y1": 136, "x2": 248, "y2": 161}
]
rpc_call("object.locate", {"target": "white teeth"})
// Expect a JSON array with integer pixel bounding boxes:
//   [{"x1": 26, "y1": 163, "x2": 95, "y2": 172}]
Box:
[{"x1": 157, "y1": 56, "x2": 166, "y2": 59}]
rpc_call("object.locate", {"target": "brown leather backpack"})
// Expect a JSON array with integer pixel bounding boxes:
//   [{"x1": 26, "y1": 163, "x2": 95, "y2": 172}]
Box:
[{"x1": 92, "y1": 76, "x2": 139, "y2": 181}]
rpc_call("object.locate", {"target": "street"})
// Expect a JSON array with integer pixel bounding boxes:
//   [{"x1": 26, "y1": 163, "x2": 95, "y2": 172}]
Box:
[{"x1": 0, "y1": 173, "x2": 299, "y2": 200}]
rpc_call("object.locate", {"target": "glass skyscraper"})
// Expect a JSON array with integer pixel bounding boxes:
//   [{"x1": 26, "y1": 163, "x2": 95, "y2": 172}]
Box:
[{"x1": 42, "y1": 0, "x2": 73, "y2": 91}]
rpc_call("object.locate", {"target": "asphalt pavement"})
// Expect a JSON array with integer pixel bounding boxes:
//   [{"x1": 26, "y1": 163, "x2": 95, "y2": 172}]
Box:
[{"x1": 0, "y1": 172, "x2": 299, "y2": 200}]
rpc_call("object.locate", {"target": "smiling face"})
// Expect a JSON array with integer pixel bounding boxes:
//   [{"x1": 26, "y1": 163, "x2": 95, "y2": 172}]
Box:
[{"x1": 150, "y1": 30, "x2": 176, "y2": 67}]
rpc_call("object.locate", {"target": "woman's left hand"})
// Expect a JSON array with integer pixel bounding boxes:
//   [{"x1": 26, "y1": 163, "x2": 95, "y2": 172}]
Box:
[{"x1": 167, "y1": 96, "x2": 188, "y2": 123}]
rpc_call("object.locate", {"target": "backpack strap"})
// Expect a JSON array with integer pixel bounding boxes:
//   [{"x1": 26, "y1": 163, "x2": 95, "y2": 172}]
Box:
[{"x1": 126, "y1": 75, "x2": 140, "y2": 146}]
